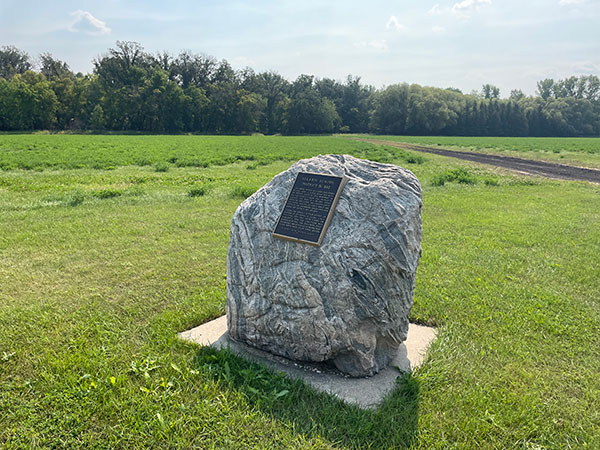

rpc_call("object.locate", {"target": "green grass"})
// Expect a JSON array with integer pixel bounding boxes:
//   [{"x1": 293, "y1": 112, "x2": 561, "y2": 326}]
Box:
[
  {"x1": 1, "y1": 135, "x2": 599, "y2": 448},
  {"x1": 360, "y1": 135, "x2": 600, "y2": 169},
  {"x1": 0, "y1": 135, "x2": 425, "y2": 172},
  {"x1": 430, "y1": 168, "x2": 477, "y2": 186}
]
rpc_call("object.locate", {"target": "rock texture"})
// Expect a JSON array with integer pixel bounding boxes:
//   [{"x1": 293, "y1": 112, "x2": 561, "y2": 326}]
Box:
[{"x1": 226, "y1": 154, "x2": 422, "y2": 377}]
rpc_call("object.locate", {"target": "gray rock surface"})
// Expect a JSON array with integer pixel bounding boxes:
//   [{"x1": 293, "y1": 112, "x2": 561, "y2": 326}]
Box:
[{"x1": 226, "y1": 154, "x2": 422, "y2": 377}]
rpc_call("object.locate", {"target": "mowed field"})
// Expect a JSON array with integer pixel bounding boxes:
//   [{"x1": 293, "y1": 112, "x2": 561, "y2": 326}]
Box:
[
  {"x1": 1, "y1": 135, "x2": 599, "y2": 449},
  {"x1": 366, "y1": 135, "x2": 600, "y2": 169}
]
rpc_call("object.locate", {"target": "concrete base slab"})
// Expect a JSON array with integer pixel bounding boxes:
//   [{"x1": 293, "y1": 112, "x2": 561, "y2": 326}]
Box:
[{"x1": 178, "y1": 315, "x2": 436, "y2": 409}]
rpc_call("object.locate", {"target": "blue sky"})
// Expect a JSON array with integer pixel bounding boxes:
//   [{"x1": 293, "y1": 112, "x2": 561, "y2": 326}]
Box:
[{"x1": 1, "y1": 0, "x2": 598, "y2": 96}]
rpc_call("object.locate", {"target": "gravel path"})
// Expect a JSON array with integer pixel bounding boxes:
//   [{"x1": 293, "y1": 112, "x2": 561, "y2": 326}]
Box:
[{"x1": 355, "y1": 138, "x2": 600, "y2": 184}]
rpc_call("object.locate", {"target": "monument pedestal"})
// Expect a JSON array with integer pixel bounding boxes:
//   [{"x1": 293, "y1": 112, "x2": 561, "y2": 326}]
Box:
[{"x1": 179, "y1": 316, "x2": 436, "y2": 409}]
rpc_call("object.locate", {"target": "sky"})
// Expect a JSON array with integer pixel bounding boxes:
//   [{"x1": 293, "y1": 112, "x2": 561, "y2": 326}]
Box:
[{"x1": 1, "y1": 0, "x2": 599, "y2": 96}]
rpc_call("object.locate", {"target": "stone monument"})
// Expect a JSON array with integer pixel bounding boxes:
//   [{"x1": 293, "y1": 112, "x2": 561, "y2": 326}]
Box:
[{"x1": 227, "y1": 154, "x2": 422, "y2": 377}]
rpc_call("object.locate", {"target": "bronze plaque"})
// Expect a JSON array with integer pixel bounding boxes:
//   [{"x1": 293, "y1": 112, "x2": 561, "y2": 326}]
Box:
[{"x1": 273, "y1": 172, "x2": 347, "y2": 246}]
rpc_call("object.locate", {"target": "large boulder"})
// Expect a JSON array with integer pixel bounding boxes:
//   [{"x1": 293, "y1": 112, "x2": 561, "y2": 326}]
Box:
[{"x1": 226, "y1": 154, "x2": 422, "y2": 377}]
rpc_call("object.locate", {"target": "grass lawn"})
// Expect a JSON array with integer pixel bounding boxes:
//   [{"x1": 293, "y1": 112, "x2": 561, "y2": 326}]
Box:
[
  {"x1": 1, "y1": 135, "x2": 599, "y2": 449},
  {"x1": 359, "y1": 135, "x2": 600, "y2": 169}
]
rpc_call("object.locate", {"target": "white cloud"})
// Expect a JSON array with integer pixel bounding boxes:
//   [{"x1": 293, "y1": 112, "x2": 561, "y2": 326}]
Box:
[
  {"x1": 432, "y1": 26, "x2": 446, "y2": 33},
  {"x1": 69, "y1": 10, "x2": 111, "y2": 35},
  {"x1": 428, "y1": 0, "x2": 491, "y2": 18},
  {"x1": 386, "y1": 15, "x2": 407, "y2": 32},
  {"x1": 428, "y1": 4, "x2": 443, "y2": 14},
  {"x1": 559, "y1": 0, "x2": 585, "y2": 5},
  {"x1": 451, "y1": 0, "x2": 492, "y2": 17}
]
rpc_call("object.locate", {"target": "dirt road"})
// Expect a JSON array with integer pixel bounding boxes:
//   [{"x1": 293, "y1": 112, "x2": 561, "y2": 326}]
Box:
[{"x1": 355, "y1": 138, "x2": 600, "y2": 184}]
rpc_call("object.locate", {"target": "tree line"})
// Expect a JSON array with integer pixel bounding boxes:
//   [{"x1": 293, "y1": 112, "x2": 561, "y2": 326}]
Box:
[{"x1": 1, "y1": 42, "x2": 599, "y2": 136}]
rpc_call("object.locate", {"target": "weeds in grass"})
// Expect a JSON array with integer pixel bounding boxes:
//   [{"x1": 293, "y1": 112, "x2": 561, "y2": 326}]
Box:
[
  {"x1": 431, "y1": 168, "x2": 477, "y2": 186},
  {"x1": 231, "y1": 185, "x2": 257, "y2": 199},
  {"x1": 197, "y1": 347, "x2": 420, "y2": 447},
  {"x1": 2, "y1": 351, "x2": 16, "y2": 362},
  {"x1": 2, "y1": 135, "x2": 600, "y2": 448},
  {"x1": 509, "y1": 178, "x2": 540, "y2": 186},
  {"x1": 175, "y1": 159, "x2": 209, "y2": 168},
  {"x1": 91, "y1": 162, "x2": 115, "y2": 170},
  {"x1": 199, "y1": 349, "x2": 295, "y2": 404},
  {"x1": 129, "y1": 357, "x2": 160, "y2": 376},
  {"x1": 405, "y1": 154, "x2": 426, "y2": 164},
  {"x1": 153, "y1": 162, "x2": 169, "y2": 172},
  {"x1": 128, "y1": 185, "x2": 145, "y2": 197},
  {"x1": 353, "y1": 145, "x2": 427, "y2": 166},
  {"x1": 431, "y1": 175, "x2": 445, "y2": 187},
  {"x1": 93, "y1": 189, "x2": 122, "y2": 199},
  {"x1": 187, "y1": 186, "x2": 208, "y2": 197},
  {"x1": 66, "y1": 191, "x2": 85, "y2": 206},
  {"x1": 136, "y1": 158, "x2": 152, "y2": 166}
]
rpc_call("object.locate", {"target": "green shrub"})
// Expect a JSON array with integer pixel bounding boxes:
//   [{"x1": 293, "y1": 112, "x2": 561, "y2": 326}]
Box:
[
  {"x1": 453, "y1": 168, "x2": 476, "y2": 184},
  {"x1": 66, "y1": 191, "x2": 85, "y2": 207},
  {"x1": 431, "y1": 168, "x2": 476, "y2": 186},
  {"x1": 188, "y1": 186, "x2": 208, "y2": 197},
  {"x1": 405, "y1": 154, "x2": 425, "y2": 164},
  {"x1": 175, "y1": 159, "x2": 209, "y2": 168},
  {"x1": 231, "y1": 185, "x2": 257, "y2": 199},
  {"x1": 18, "y1": 161, "x2": 34, "y2": 170},
  {"x1": 136, "y1": 158, "x2": 152, "y2": 166},
  {"x1": 153, "y1": 162, "x2": 169, "y2": 172},
  {"x1": 257, "y1": 158, "x2": 274, "y2": 166},
  {"x1": 94, "y1": 189, "x2": 121, "y2": 199},
  {"x1": 431, "y1": 174, "x2": 447, "y2": 186}
]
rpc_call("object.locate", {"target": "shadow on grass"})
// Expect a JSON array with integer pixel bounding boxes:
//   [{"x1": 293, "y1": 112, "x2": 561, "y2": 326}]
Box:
[{"x1": 195, "y1": 346, "x2": 419, "y2": 449}]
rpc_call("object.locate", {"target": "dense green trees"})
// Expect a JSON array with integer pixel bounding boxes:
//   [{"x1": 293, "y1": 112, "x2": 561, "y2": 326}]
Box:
[
  {"x1": 537, "y1": 75, "x2": 600, "y2": 101},
  {"x1": 0, "y1": 71, "x2": 58, "y2": 130},
  {"x1": 286, "y1": 75, "x2": 341, "y2": 134},
  {"x1": 369, "y1": 82, "x2": 599, "y2": 137},
  {"x1": 0, "y1": 42, "x2": 599, "y2": 136},
  {"x1": 0, "y1": 46, "x2": 31, "y2": 79}
]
